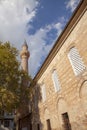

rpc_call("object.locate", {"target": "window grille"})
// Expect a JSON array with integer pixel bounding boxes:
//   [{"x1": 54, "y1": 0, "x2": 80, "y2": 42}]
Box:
[
  {"x1": 62, "y1": 112, "x2": 71, "y2": 130},
  {"x1": 68, "y1": 47, "x2": 85, "y2": 76},
  {"x1": 46, "y1": 119, "x2": 51, "y2": 130}
]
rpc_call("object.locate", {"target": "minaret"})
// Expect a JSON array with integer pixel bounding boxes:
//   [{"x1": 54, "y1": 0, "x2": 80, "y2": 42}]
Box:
[{"x1": 20, "y1": 40, "x2": 30, "y2": 73}]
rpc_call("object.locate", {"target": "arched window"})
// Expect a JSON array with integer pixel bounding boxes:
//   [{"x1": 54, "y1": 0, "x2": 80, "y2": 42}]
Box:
[
  {"x1": 68, "y1": 47, "x2": 85, "y2": 76},
  {"x1": 52, "y1": 70, "x2": 61, "y2": 92},
  {"x1": 42, "y1": 84, "x2": 46, "y2": 102}
]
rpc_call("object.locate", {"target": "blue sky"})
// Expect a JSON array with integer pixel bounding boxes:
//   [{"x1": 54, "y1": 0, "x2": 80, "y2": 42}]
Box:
[{"x1": 0, "y1": 0, "x2": 80, "y2": 77}]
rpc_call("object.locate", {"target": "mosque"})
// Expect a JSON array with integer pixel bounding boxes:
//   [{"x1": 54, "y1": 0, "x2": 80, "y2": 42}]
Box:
[{"x1": 17, "y1": 0, "x2": 87, "y2": 130}]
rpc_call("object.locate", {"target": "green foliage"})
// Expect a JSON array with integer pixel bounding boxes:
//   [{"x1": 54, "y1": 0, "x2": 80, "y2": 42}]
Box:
[{"x1": 0, "y1": 42, "x2": 32, "y2": 113}]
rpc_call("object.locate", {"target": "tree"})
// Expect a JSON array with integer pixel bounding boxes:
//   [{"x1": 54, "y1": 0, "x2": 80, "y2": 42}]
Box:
[{"x1": 0, "y1": 42, "x2": 33, "y2": 114}]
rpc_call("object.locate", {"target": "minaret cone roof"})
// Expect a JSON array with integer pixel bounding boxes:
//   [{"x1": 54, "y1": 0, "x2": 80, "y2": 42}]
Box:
[{"x1": 22, "y1": 40, "x2": 28, "y2": 48}]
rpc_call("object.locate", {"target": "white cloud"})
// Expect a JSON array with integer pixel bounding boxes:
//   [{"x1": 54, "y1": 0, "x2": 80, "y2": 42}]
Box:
[
  {"x1": 0, "y1": 0, "x2": 39, "y2": 48},
  {"x1": 28, "y1": 22, "x2": 63, "y2": 77},
  {"x1": 0, "y1": 0, "x2": 64, "y2": 78},
  {"x1": 66, "y1": 0, "x2": 80, "y2": 12}
]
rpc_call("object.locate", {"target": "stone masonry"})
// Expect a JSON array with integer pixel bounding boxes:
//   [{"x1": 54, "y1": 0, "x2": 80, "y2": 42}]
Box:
[{"x1": 32, "y1": 0, "x2": 87, "y2": 130}]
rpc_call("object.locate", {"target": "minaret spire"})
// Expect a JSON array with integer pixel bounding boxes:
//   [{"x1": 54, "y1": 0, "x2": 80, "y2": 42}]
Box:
[{"x1": 20, "y1": 40, "x2": 30, "y2": 73}]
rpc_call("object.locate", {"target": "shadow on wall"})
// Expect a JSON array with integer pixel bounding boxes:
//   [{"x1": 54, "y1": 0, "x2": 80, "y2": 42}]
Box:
[
  {"x1": 15, "y1": 72, "x2": 44, "y2": 130},
  {"x1": 16, "y1": 81, "x2": 44, "y2": 130},
  {"x1": 31, "y1": 82, "x2": 44, "y2": 130}
]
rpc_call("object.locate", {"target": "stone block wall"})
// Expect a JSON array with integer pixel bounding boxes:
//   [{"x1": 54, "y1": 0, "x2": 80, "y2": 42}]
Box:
[{"x1": 32, "y1": 1, "x2": 87, "y2": 130}]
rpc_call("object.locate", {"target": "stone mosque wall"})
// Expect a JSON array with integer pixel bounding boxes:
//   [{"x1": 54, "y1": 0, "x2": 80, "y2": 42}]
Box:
[{"x1": 32, "y1": 1, "x2": 87, "y2": 130}]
